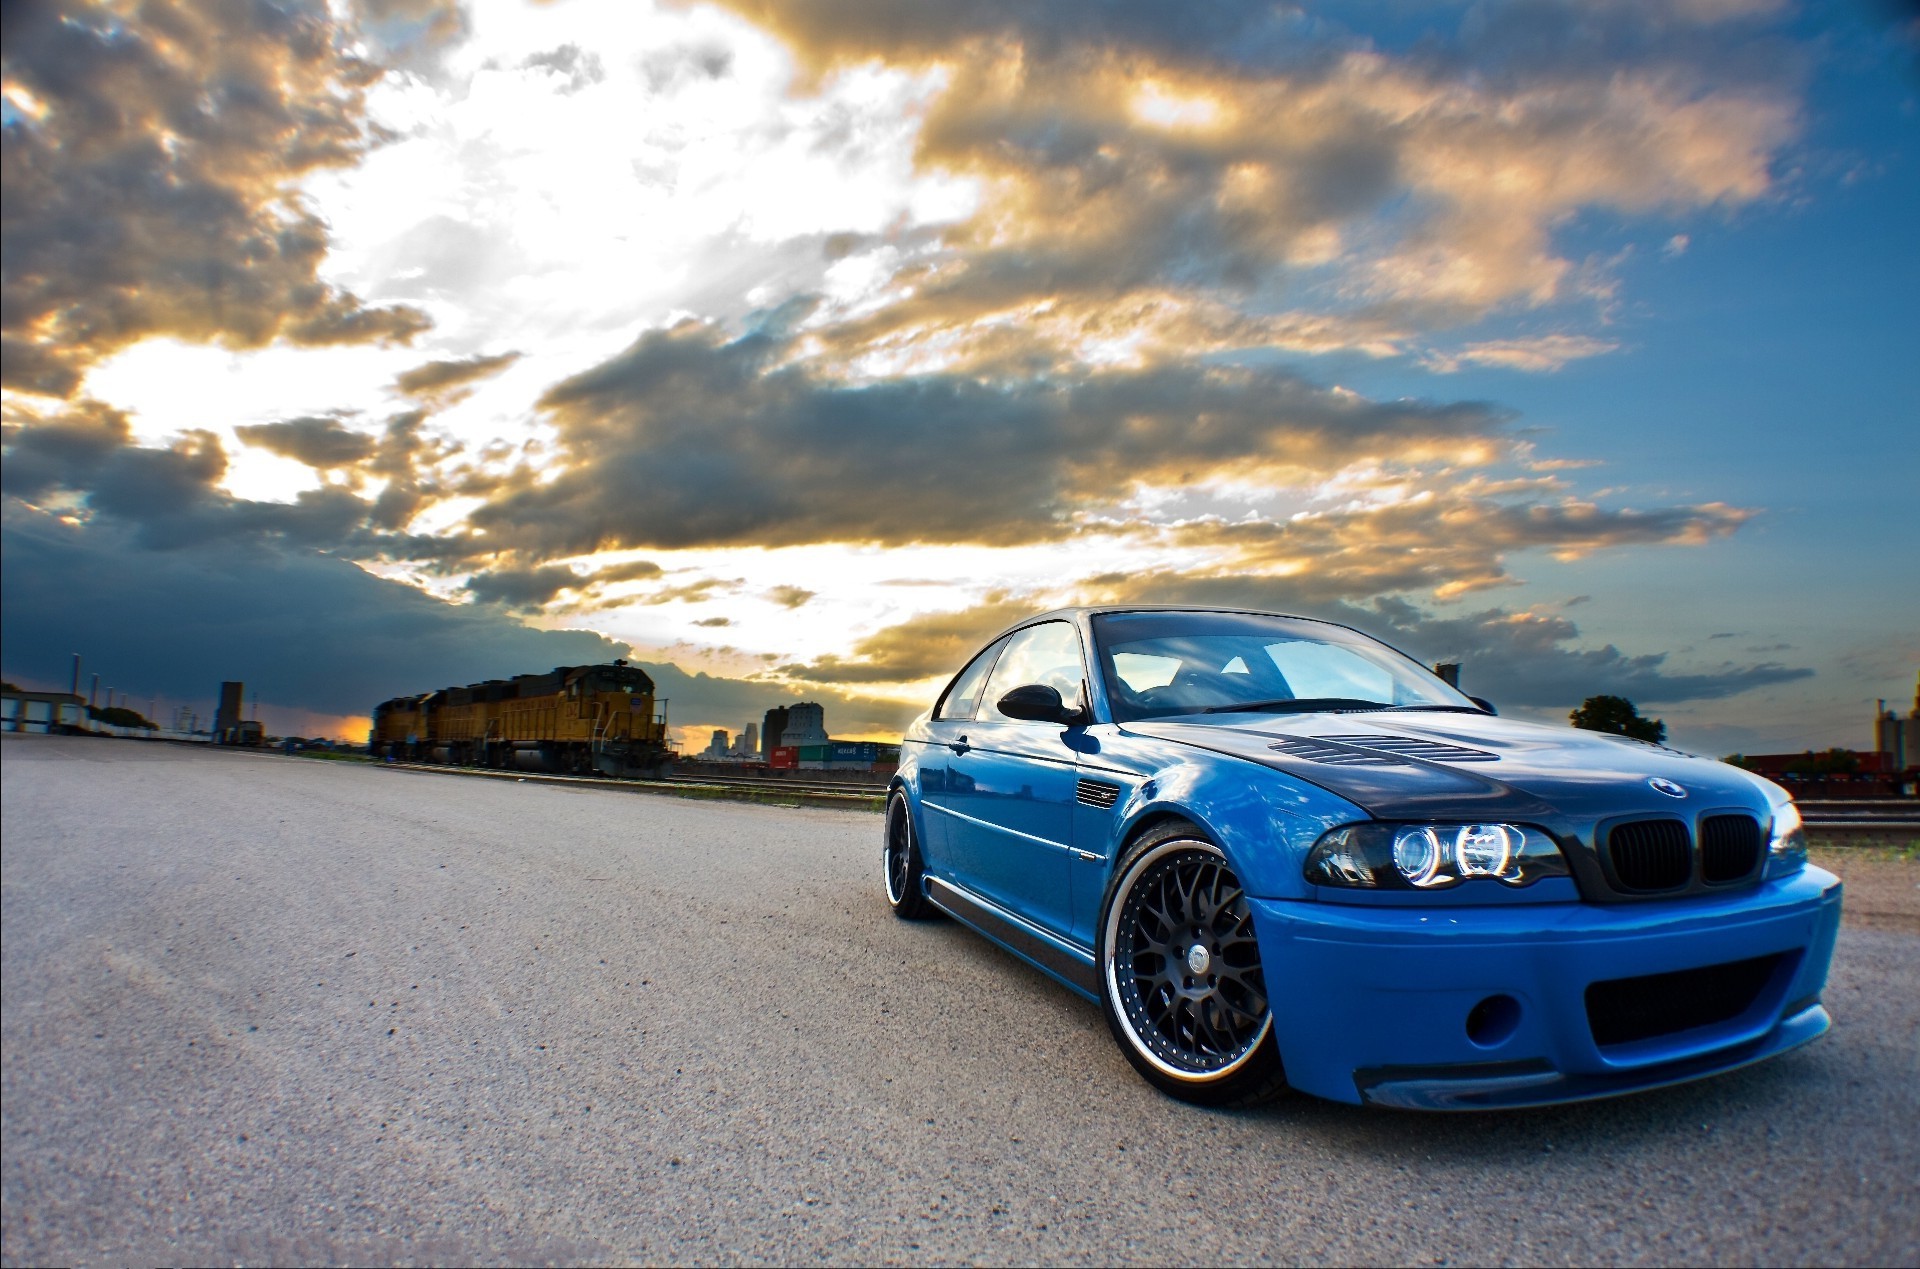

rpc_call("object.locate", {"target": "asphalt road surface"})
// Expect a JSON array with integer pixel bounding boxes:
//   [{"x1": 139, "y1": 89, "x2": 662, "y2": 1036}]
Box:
[{"x1": 3, "y1": 735, "x2": 1915, "y2": 1267}]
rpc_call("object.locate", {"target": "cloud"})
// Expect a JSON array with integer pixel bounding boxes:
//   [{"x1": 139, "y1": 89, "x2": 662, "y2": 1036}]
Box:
[
  {"x1": 462, "y1": 564, "x2": 584, "y2": 610},
  {"x1": 1, "y1": 0, "x2": 430, "y2": 396},
  {"x1": 767, "y1": 585, "x2": 816, "y2": 608},
  {"x1": 522, "y1": 44, "x2": 606, "y2": 95},
  {"x1": 1344, "y1": 597, "x2": 1817, "y2": 709},
  {"x1": 1142, "y1": 490, "x2": 1754, "y2": 601},
  {"x1": 0, "y1": 506, "x2": 621, "y2": 714},
  {"x1": 0, "y1": 398, "x2": 133, "y2": 499},
  {"x1": 585, "y1": 558, "x2": 665, "y2": 584},
  {"x1": 1421, "y1": 335, "x2": 1621, "y2": 374},
  {"x1": 393, "y1": 351, "x2": 523, "y2": 400},
  {"x1": 783, "y1": 596, "x2": 1038, "y2": 684},
  {"x1": 0, "y1": 397, "x2": 446, "y2": 555},
  {"x1": 2, "y1": 492, "x2": 930, "y2": 740},
  {"x1": 702, "y1": 0, "x2": 1801, "y2": 369},
  {"x1": 468, "y1": 318, "x2": 1512, "y2": 554},
  {"x1": 352, "y1": 0, "x2": 471, "y2": 67},
  {"x1": 235, "y1": 417, "x2": 379, "y2": 469}
]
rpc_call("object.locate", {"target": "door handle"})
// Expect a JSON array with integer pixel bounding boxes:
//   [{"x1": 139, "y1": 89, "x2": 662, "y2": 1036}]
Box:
[{"x1": 949, "y1": 735, "x2": 970, "y2": 753}]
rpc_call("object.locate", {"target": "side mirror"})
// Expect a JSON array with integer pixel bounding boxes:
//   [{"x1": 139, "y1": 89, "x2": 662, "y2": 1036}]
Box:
[
  {"x1": 996, "y1": 683, "x2": 1086, "y2": 725},
  {"x1": 1470, "y1": 696, "x2": 1498, "y2": 715}
]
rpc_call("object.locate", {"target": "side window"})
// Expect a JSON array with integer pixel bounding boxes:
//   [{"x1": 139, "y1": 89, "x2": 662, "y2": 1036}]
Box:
[
  {"x1": 979, "y1": 622, "x2": 1087, "y2": 723},
  {"x1": 935, "y1": 637, "x2": 1008, "y2": 721}
]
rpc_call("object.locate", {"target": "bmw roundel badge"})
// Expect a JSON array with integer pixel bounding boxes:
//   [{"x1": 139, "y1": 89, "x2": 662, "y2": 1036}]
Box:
[{"x1": 1648, "y1": 777, "x2": 1687, "y2": 798}]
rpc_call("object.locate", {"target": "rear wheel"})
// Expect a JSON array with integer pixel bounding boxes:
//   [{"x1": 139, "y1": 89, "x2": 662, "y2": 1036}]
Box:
[
  {"x1": 1097, "y1": 821, "x2": 1288, "y2": 1107},
  {"x1": 883, "y1": 792, "x2": 934, "y2": 919}
]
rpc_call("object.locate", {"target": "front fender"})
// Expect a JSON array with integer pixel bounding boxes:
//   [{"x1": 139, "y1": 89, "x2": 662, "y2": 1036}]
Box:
[{"x1": 1105, "y1": 747, "x2": 1365, "y2": 902}]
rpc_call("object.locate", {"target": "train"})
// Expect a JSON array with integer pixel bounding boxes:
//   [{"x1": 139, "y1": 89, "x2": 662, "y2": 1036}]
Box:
[{"x1": 370, "y1": 659, "x2": 675, "y2": 777}]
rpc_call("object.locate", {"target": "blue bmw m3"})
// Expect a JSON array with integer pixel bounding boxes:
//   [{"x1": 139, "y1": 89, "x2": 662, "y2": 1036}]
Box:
[{"x1": 883, "y1": 607, "x2": 1842, "y2": 1110}]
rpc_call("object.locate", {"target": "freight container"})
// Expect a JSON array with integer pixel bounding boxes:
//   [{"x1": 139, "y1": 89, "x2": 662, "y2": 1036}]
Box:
[{"x1": 770, "y1": 746, "x2": 799, "y2": 769}]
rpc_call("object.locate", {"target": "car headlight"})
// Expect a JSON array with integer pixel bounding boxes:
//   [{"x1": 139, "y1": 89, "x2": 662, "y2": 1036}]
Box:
[
  {"x1": 1765, "y1": 792, "x2": 1808, "y2": 876},
  {"x1": 1306, "y1": 822, "x2": 1568, "y2": 890}
]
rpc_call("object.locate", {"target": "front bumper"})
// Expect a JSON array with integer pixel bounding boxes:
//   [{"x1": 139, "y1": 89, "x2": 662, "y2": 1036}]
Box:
[{"x1": 1251, "y1": 866, "x2": 1843, "y2": 1109}]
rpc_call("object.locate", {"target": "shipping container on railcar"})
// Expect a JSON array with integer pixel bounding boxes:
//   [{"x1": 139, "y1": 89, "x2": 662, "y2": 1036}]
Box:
[{"x1": 369, "y1": 660, "x2": 674, "y2": 777}]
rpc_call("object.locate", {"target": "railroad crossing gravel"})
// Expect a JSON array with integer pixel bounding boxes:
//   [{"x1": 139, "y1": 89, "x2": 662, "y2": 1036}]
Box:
[{"x1": 3, "y1": 735, "x2": 1916, "y2": 1266}]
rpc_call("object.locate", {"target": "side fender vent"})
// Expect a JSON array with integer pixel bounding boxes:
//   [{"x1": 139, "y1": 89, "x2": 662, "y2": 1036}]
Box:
[{"x1": 1076, "y1": 779, "x2": 1121, "y2": 809}]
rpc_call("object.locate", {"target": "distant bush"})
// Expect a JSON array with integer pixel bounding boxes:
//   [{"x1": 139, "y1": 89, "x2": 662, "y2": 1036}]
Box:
[{"x1": 89, "y1": 705, "x2": 157, "y2": 730}]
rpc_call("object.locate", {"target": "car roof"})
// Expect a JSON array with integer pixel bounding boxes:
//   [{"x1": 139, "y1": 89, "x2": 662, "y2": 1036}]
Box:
[{"x1": 980, "y1": 604, "x2": 1361, "y2": 645}]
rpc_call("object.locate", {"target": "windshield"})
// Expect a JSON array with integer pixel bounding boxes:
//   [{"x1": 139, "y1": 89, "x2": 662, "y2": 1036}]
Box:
[{"x1": 1091, "y1": 611, "x2": 1477, "y2": 722}]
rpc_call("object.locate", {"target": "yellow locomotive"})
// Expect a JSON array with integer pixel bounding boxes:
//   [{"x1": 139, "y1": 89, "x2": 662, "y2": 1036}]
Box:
[{"x1": 371, "y1": 660, "x2": 675, "y2": 777}]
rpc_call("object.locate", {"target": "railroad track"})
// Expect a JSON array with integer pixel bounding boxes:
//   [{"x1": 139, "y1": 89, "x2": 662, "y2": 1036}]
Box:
[
  {"x1": 373, "y1": 761, "x2": 886, "y2": 803},
  {"x1": 664, "y1": 771, "x2": 891, "y2": 795}
]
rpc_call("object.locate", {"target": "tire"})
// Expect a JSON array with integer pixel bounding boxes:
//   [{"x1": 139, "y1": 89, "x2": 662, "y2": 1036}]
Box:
[
  {"x1": 883, "y1": 791, "x2": 934, "y2": 920},
  {"x1": 1097, "y1": 820, "x2": 1289, "y2": 1107}
]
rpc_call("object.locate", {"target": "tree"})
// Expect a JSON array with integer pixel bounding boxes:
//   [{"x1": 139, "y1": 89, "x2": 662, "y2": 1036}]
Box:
[
  {"x1": 1570, "y1": 695, "x2": 1666, "y2": 743},
  {"x1": 89, "y1": 704, "x2": 157, "y2": 730}
]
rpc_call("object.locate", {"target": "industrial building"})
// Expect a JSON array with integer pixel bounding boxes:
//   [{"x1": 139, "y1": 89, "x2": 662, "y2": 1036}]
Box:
[
  {"x1": 0, "y1": 689, "x2": 86, "y2": 734},
  {"x1": 1875, "y1": 677, "x2": 1919, "y2": 772}
]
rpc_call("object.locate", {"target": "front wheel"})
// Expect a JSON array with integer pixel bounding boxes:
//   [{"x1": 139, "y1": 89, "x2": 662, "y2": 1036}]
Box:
[
  {"x1": 883, "y1": 792, "x2": 934, "y2": 919},
  {"x1": 1097, "y1": 822, "x2": 1288, "y2": 1107}
]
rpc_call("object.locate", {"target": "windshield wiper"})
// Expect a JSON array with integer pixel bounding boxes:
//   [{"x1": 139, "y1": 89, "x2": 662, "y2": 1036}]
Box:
[
  {"x1": 1383, "y1": 704, "x2": 1491, "y2": 713},
  {"x1": 1202, "y1": 697, "x2": 1391, "y2": 715}
]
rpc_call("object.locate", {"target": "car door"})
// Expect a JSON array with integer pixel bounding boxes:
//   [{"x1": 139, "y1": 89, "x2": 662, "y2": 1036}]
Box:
[
  {"x1": 917, "y1": 635, "x2": 1008, "y2": 865},
  {"x1": 942, "y1": 620, "x2": 1087, "y2": 936}
]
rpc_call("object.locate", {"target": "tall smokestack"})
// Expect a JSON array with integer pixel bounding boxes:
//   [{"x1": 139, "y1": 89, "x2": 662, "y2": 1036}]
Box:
[
  {"x1": 89, "y1": 675, "x2": 99, "y2": 708},
  {"x1": 70, "y1": 653, "x2": 81, "y2": 696}
]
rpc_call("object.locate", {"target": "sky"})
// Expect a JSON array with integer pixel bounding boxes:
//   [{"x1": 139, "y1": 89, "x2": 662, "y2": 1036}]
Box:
[{"x1": 3, "y1": 0, "x2": 1916, "y2": 752}]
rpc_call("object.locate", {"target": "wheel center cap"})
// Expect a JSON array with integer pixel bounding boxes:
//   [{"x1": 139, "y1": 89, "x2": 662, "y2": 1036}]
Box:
[{"x1": 1186, "y1": 944, "x2": 1211, "y2": 976}]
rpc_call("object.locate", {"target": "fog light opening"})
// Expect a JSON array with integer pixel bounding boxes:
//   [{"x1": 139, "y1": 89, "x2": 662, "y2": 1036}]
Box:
[{"x1": 1466, "y1": 994, "x2": 1522, "y2": 1048}]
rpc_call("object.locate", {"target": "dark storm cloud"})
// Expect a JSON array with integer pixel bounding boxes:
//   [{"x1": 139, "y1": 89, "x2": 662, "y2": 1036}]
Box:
[
  {"x1": 236, "y1": 416, "x2": 379, "y2": 468},
  {"x1": 0, "y1": 398, "x2": 132, "y2": 498},
  {"x1": 0, "y1": 398, "x2": 455, "y2": 556},
  {"x1": 1344, "y1": 597, "x2": 1817, "y2": 709},
  {"x1": 0, "y1": 0, "x2": 429, "y2": 396},
  {"x1": 469, "y1": 319, "x2": 1508, "y2": 553},
  {"x1": 462, "y1": 564, "x2": 583, "y2": 610},
  {"x1": 0, "y1": 507, "x2": 621, "y2": 715}
]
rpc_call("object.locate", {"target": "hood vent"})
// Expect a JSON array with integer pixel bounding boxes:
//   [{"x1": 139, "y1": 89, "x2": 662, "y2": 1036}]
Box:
[
  {"x1": 1314, "y1": 734, "x2": 1499, "y2": 764},
  {"x1": 1267, "y1": 736, "x2": 1406, "y2": 766},
  {"x1": 1076, "y1": 779, "x2": 1120, "y2": 809},
  {"x1": 1265, "y1": 734, "x2": 1498, "y2": 766}
]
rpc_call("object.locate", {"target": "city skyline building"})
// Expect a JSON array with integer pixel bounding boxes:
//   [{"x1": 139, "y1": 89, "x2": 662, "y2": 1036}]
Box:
[{"x1": 779, "y1": 702, "x2": 828, "y2": 747}]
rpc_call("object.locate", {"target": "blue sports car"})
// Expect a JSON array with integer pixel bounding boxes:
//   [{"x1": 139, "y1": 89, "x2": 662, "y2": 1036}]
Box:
[{"x1": 883, "y1": 607, "x2": 1842, "y2": 1110}]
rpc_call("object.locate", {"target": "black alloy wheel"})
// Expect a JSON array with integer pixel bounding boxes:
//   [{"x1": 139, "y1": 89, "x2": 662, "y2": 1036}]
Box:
[
  {"x1": 884, "y1": 791, "x2": 933, "y2": 919},
  {"x1": 1098, "y1": 822, "x2": 1287, "y2": 1106}
]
